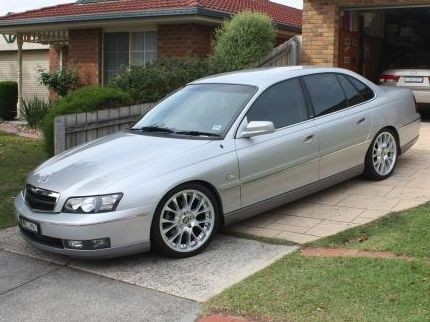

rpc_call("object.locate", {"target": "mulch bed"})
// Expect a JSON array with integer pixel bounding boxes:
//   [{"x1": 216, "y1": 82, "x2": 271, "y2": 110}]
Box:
[{"x1": 0, "y1": 121, "x2": 42, "y2": 139}]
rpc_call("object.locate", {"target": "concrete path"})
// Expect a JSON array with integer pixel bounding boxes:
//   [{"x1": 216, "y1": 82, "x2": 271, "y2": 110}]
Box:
[
  {"x1": 228, "y1": 122, "x2": 430, "y2": 244},
  {"x1": 0, "y1": 250, "x2": 201, "y2": 322}
]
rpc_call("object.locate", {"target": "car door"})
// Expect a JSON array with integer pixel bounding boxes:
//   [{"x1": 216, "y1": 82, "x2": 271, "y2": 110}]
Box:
[
  {"x1": 303, "y1": 73, "x2": 372, "y2": 179},
  {"x1": 235, "y1": 78, "x2": 320, "y2": 207}
]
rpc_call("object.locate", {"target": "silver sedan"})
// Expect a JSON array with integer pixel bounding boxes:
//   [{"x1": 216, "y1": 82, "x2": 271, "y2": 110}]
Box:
[{"x1": 15, "y1": 67, "x2": 420, "y2": 258}]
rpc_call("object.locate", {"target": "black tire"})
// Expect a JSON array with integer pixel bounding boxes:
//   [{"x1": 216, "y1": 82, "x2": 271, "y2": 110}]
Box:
[
  {"x1": 150, "y1": 183, "x2": 220, "y2": 258},
  {"x1": 364, "y1": 128, "x2": 399, "y2": 181}
]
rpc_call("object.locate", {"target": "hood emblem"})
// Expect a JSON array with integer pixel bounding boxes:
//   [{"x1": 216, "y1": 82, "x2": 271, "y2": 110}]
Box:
[{"x1": 37, "y1": 175, "x2": 50, "y2": 184}]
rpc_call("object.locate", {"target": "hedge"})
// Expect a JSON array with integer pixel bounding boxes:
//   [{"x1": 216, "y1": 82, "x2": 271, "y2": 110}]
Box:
[
  {"x1": 42, "y1": 86, "x2": 132, "y2": 155},
  {"x1": 109, "y1": 57, "x2": 211, "y2": 104},
  {"x1": 0, "y1": 81, "x2": 18, "y2": 120},
  {"x1": 210, "y1": 11, "x2": 276, "y2": 72}
]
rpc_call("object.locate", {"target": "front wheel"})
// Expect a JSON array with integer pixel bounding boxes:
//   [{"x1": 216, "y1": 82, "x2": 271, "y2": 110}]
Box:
[
  {"x1": 364, "y1": 129, "x2": 398, "y2": 180},
  {"x1": 151, "y1": 183, "x2": 219, "y2": 258}
]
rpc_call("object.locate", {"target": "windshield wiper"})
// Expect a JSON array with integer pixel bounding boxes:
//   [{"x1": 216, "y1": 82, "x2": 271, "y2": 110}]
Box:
[
  {"x1": 137, "y1": 126, "x2": 175, "y2": 134},
  {"x1": 176, "y1": 130, "x2": 221, "y2": 137}
]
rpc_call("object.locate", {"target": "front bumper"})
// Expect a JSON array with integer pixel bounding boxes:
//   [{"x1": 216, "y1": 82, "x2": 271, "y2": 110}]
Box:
[{"x1": 14, "y1": 193, "x2": 153, "y2": 259}]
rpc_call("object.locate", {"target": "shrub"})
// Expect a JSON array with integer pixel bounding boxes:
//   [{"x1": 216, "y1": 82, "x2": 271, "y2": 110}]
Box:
[
  {"x1": 110, "y1": 57, "x2": 211, "y2": 104},
  {"x1": 210, "y1": 11, "x2": 276, "y2": 72},
  {"x1": 0, "y1": 81, "x2": 18, "y2": 120},
  {"x1": 20, "y1": 96, "x2": 51, "y2": 129},
  {"x1": 42, "y1": 86, "x2": 132, "y2": 155},
  {"x1": 38, "y1": 68, "x2": 80, "y2": 97}
]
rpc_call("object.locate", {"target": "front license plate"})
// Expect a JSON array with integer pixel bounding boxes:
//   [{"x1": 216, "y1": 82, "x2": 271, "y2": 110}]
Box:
[
  {"x1": 19, "y1": 217, "x2": 39, "y2": 234},
  {"x1": 404, "y1": 76, "x2": 423, "y2": 83}
]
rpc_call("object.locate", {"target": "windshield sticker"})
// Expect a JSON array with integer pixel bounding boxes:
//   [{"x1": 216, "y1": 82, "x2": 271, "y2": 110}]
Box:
[{"x1": 212, "y1": 125, "x2": 223, "y2": 131}]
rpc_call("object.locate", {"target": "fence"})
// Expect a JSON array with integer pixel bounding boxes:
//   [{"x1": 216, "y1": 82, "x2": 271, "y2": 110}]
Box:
[
  {"x1": 258, "y1": 36, "x2": 302, "y2": 67},
  {"x1": 54, "y1": 103, "x2": 155, "y2": 155}
]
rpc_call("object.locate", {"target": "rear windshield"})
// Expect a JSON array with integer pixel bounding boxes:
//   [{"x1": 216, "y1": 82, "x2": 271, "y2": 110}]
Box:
[{"x1": 391, "y1": 53, "x2": 430, "y2": 69}]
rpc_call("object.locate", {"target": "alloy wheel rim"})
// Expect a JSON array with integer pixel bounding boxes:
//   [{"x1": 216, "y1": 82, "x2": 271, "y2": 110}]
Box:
[
  {"x1": 159, "y1": 189, "x2": 215, "y2": 253},
  {"x1": 372, "y1": 132, "x2": 397, "y2": 176}
]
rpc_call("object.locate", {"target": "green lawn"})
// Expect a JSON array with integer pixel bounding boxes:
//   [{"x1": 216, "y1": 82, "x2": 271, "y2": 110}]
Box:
[
  {"x1": 206, "y1": 204, "x2": 430, "y2": 322},
  {"x1": 308, "y1": 203, "x2": 430, "y2": 258},
  {"x1": 0, "y1": 133, "x2": 47, "y2": 229}
]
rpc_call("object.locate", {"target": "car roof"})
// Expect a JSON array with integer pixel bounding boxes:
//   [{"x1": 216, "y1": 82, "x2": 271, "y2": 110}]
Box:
[{"x1": 192, "y1": 66, "x2": 355, "y2": 88}]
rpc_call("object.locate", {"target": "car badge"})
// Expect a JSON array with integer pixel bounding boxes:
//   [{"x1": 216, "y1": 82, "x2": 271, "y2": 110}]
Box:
[{"x1": 38, "y1": 175, "x2": 50, "y2": 184}]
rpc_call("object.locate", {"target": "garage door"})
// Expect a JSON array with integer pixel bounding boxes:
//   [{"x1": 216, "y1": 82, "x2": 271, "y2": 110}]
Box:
[{"x1": 0, "y1": 49, "x2": 49, "y2": 101}]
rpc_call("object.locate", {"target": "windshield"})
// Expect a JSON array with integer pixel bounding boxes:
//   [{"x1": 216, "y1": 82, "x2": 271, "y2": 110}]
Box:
[
  {"x1": 132, "y1": 84, "x2": 257, "y2": 137},
  {"x1": 391, "y1": 53, "x2": 430, "y2": 69}
]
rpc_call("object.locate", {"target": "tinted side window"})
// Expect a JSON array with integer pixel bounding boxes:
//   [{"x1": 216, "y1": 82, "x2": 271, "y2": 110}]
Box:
[
  {"x1": 337, "y1": 74, "x2": 362, "y2": 106},
  {"x1": 247, "y1": 78, "x2": 308, "y2": 129},
  {"x1": 347, "y1": 76, "x2": 375, "y2": 101},
  {"x1": 304, "y1": 73, "x2": 347, "y2": 117}
]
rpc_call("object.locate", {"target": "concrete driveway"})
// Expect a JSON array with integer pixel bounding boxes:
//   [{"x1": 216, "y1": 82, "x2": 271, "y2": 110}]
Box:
[
  {"x1": 0, "y1": 230, "x2": 297, "y2": 322},
  {"x1": 228, "y1": 122, "x2": 430, "y2": 243}
]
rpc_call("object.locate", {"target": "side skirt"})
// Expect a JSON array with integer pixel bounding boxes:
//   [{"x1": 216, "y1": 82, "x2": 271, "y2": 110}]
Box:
[{"x1": 223, "y1": 164, "x2": 364, "y2": 226}]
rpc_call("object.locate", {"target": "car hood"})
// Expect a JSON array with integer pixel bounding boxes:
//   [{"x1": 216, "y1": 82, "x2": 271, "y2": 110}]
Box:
[{"x1": 27, "y1": 131, "x2": 212, "y2": 195}]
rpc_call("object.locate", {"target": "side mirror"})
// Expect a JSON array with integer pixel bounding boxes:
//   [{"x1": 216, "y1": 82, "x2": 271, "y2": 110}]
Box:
[{"x1": 237, "y1": 121, "x2": 275, "y2": 138}]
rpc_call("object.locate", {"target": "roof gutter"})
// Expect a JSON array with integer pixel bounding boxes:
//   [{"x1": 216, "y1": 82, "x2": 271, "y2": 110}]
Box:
[{"x1": 0, "y1": 7, "x2": 301, "y2": 33}]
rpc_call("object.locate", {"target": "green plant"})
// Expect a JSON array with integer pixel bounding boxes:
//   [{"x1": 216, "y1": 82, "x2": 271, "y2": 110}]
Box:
[
  {"x1": 109, "y1": 57, "x2": 211, "y2": 104},
  {"x1": 38, "y1": 67, "x2": 80, "y2": 97},
  {"x1": 42, "y1": 86, "x2": 132, "y2": 155},
  {"x1": 20, "y1": 96, "x2": 51, "y2": 129},
  {"x1": 0, "y1": 81, "x2": 18, "y2": 120},
  {"x1": 210, "y1": 11, "x2": 276, "y2": 72}
]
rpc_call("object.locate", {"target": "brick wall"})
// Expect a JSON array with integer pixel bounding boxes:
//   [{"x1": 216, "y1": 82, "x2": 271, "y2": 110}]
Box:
[
  {"x1": 68, "y1": 29, "x2": 102, "y2": 85},
  {"x1": 158, "y1": 23, "x2": 215, "y2": 58},
  {"x1": 49, "y1": 46, "x2": 69, "y2": 72},
  {"x1": 301, "y1": 0, "x2": 430, "y2": 66}
]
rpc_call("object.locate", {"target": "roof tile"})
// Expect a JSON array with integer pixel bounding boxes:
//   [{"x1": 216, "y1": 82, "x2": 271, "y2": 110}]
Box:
[{"x1": 1, "y1": 0, "x2": 301, "y2": 28}]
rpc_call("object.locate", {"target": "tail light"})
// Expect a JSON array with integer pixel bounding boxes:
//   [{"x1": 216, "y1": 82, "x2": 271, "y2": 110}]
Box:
[{"x1": 379, "y1": 74, "x2": 400, "y2": 84}]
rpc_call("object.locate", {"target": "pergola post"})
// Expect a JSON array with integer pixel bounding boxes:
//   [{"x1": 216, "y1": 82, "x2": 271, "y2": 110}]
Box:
[{"x1": 16, "y1": 33, "x2": 23, "y2": 119}]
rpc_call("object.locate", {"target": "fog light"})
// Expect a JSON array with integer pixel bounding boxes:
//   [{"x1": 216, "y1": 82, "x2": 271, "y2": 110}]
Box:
[
  {"x1": 64, "y1": 238, "x2": 111, "y2": 250},
  {"x1": 66, "y1": 240, "x2": 84, "y2": 249},
  {"x1": 90, "y1": 238, "x2": 110, "y2": 249}
]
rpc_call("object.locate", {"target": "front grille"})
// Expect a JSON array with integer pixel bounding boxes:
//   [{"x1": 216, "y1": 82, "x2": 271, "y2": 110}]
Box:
[
  {"x1": 25, "y1": 184, "x2": 60, "y2": 212},
  {"x1": 20, "y1": 227, "x2": 64, "y2": 249}
]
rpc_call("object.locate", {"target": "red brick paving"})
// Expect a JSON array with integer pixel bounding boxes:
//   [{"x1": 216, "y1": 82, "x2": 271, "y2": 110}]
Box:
[
  {"x1": 198, "y1": 315, "x2": 254, "y2": 322},
  {"x1": 300, "y1": 248, "x2": 413, "y2": 261}
]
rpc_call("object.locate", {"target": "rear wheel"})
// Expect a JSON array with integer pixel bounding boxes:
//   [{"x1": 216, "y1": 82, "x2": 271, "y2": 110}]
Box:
[
  {"x1": 151, "y1": 183, "x2": 219, "y2": 258},
  {"x1": 364, "y1": 128, "x2": 398, "y2": 180}
]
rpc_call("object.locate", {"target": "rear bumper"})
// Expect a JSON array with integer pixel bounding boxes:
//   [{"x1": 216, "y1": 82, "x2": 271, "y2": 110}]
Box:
[
  {"x1": 411, "y1": 89, "x2": 430, "y2": 104},
  {"x1": 14, "y1": 193, "x2": 153, "y2": 259},
  {"x1": 399, "y1": 117, "x2": 421, "y2": 155}
]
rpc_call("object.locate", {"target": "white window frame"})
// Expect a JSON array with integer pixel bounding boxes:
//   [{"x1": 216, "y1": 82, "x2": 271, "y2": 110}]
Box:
[{"x1": 102, "y1": 27, "x2": 157, "y2": 84}]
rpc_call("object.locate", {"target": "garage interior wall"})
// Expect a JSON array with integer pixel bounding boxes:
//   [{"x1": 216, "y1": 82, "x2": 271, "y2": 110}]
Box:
[{"x1": 0, "y1": 50, "x2": 49, "y2": 102}]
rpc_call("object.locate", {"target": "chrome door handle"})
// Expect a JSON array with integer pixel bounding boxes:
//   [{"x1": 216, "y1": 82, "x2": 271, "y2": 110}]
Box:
[
  {"x1": 356, "y1": 117, "x2": 366, "y2": 125},
  {"x1": 303, "y1": 134, "x2": 315, "y2": 143}
]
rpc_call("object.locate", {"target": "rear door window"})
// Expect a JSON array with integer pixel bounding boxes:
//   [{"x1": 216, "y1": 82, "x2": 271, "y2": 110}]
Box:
[
  {"x1": 346, "y1": 76, "x2": 375, "y2": 101},
  {"x1": 337, "y1": 74, "x2": 362, "y2": 107},
  {"x1": 303, "y1": 73, "x2": 347, "y2": 117}
]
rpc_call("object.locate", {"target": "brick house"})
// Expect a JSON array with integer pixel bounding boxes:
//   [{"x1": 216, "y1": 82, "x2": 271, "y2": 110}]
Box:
[
  {"x1": 302, "y1": 0, "x2": 430, "y2": 82},
  {"x1": 0, "y1": 0, "x2": 302, "y2": 101}
]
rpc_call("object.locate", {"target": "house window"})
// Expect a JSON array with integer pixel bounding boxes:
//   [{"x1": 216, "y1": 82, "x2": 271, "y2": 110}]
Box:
[{"x1": 103, "y1": 31, "x2": 157, "y2": 84}]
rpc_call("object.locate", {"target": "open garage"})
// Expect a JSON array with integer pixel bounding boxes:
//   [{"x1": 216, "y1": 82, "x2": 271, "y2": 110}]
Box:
[{"x1": 302, "y1": 1, "x2": 430, "y2": 109}]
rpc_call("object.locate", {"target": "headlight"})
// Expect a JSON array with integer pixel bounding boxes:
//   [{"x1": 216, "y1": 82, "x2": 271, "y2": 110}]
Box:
[{"x1": 63, "y1": 193, "x2": 123, "y2": 213}]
